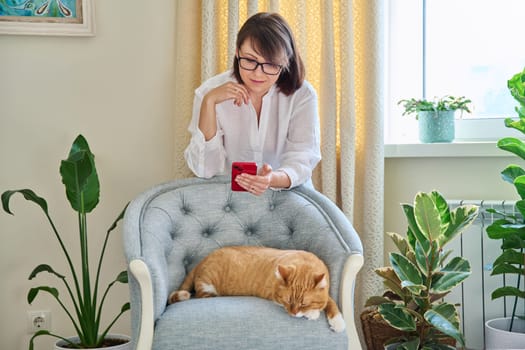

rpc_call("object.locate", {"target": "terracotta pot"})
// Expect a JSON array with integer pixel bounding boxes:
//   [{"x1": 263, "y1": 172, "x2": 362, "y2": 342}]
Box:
[{"x1": 54, "y1": 334, "x2": 131, "y2": 350}]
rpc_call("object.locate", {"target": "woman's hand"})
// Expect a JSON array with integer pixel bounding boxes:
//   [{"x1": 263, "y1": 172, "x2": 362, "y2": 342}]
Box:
[
  {"x1": 205, "y1": 81, "x2": 250, "y2": 107},
  {"x1": 235, "y1": 163, "x2": 273, "y2": 195}
]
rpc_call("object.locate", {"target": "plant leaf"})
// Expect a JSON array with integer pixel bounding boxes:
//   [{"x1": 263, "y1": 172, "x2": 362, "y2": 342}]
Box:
[
  {"x1": 378, "y1": 303, "x2": 417, "y2": 332},
  {"x1": 28, "y1": 264, "x2": 65, "y2": 280},
  {"x1": 487, "y1": 219, "x2": 525, "y2": 240},
  {"x1": 1, "y1": 189, "x2": 48, "y2": 215},
  {"x1": 498, "y1": 137, "x2": 525, "y2": 160},
  {"x1": 501, "y1": 165, "x2": 525, "y2": 185},
  {"x1": 514, "y1": 175, "x2": 525, "y2": 199},
  {"x1": 59, "y1": 134, "x2": 100, "y2": 213},
  {"x1": 493, "y1": 249, "x2": 525, "y2": 267},
  {"x1": 390, "y1": 253, "x2": 423, "y2": 286},
  {"x1": 414, "y1": 192, "x2": 443, "y2": 242},
  {"x1": 388, "y1": 231, "x2": 411, "y2": 256},
  {"x1": 440, "y1": 205, "x2": 479, "y2": 247},
  {"x1": 403, "y1": 203, "x2": 430, "y2": 253},
  {"x1": 27, "y1": 286, "x2": 59, "y2": 304},
  {"x1": 424, "y1": 303, "x2": 464, "y2": 347},
  {"x1": 431, "y1": 256, "x2": 471, "y2": 293},
  {"x1": 491, "y1": 286, "x2": 525, "y2": 300}
]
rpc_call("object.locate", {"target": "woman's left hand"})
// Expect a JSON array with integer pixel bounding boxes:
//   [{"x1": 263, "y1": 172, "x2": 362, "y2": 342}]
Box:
[{"x1": 235, "y1": 164, "x2": 273, "y2": 195}]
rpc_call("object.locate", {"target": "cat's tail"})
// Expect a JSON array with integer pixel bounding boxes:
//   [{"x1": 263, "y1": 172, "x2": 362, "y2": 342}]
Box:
[{"x1": 167, "y1": 268, "x2": 195, "y2": 304}]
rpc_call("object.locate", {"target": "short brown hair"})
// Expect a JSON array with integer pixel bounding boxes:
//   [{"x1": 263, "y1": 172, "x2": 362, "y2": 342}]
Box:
[{"x1": 232, "y1": 12, "x2": 305, "y2": 96}]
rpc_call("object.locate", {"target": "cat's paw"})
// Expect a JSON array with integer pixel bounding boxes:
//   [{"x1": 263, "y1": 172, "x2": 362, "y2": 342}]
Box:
[
  {"x1": 168, "y1": 290, "x2": 191, "y2": 304},
  {"x1": 328, "y1": 313, "x2": 346, "y2": 332},
  {"x1": 303, "y1": 309, "x2": 321, "y2": 320}
]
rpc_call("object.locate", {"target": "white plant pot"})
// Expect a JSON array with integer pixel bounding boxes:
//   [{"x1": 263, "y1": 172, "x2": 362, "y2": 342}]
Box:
[
  {"x1": 485, "y1": 317, "x2": 525, "y2": 350},
  {"x1": 54, "y1": 334, "x2": 131, "y2": 350}
]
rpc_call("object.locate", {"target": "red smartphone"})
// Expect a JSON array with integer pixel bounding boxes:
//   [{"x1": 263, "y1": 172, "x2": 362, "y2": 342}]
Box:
[{"x1": 231, "y1": 162, "x2": 257, "y2": 191}]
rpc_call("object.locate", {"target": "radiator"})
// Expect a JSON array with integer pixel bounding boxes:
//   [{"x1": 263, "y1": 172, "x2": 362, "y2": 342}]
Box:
[{"x1": 445, "y1": 200, "x2": 525, "y2": 350}]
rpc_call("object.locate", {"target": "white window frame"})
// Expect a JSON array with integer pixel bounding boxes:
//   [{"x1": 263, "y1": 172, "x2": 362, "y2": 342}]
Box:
[{"x1": 385, "y1": 0, "x2": 518, "y2": 146}]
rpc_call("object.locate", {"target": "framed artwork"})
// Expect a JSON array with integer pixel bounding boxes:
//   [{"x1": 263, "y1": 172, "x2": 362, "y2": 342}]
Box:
[{"x1": 0, "y1": 0, "x2": 95, "y2": 36}]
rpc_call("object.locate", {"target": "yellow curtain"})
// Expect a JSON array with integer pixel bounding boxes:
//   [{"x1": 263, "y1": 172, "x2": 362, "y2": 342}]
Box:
[{"x1": 173, "y1": 1, "x2": 385, "y2": 345}]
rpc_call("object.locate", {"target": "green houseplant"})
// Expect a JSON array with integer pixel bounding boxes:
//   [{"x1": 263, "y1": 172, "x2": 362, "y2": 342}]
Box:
[
  {"x1": 484, "y1": 66, "x2": 525, "y2": 349},
  {"x1": 365, "y1": 191, "x2": 479, "y2": 349},
  {"x1": 2, "y1": 135, "x2": 130, "y2": 349},
  {"x1": 398, "y1": 95, "x2": 472, "y2": 143}
]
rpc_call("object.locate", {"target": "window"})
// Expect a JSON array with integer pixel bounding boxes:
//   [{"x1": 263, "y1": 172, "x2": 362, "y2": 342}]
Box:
[{"x1": 386, "y1": 0, "x2": 525, "y2": 144}]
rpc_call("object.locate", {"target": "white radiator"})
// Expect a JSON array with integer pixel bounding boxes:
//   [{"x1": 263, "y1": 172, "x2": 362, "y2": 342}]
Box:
[{"x1": 446, "y1": 200, "x2": 525, "y2": 350}]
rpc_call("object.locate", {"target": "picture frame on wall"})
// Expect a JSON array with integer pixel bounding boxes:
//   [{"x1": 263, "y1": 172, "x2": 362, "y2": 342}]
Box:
[{"x1": 0, "y1": 0, "x2": 95, "y2": 36}]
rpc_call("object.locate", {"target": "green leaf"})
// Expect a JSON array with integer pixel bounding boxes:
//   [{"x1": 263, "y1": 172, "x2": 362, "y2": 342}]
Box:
[
  {"x1": 440, "y1": 205, "x2": 479, "y2": 247},
  {"x1": 424, "y1": 303, "x2": 464, "y2": 347},
  {"x1": 415, "y1": 241, "x2": 429, "y2": 276},
  {"x1": 431, "y1": 257, "x2": 471, "y2": 293},
  {"x1": 27, "y1": 286, "x2": 59, "y2": 304},
  {"x1": 403, "y1": 204, "x2": 430, "y2": 253},
  {"x1": 493, "y1": 249, "x2": 525, "y2": 267},
  {"x1": 28, "y1": 264, "x2": 65, "y2": 280},
  {"x1": 116, "y1": 270, "x2": 129, "y2": 284},
  {"x1": 60, "y1": 135, "x2": 100, "y2": 213},
  {"x1": 390, "y1": 252, "x2": 423, "y2": 287},
  {"x1": 400, "y1": 280, "x2": 426, "y2": 295},
  {"x1": 487, "y1": 219, "x2": 525, "y2": 240},
  {"x1": 514, "y1": 175, "x2": 525, "y2": 199},
  {"x1": 388, "y1": 231, "x2": 411, "y2": 256},
  {"x1": 375, "y1": 267, "x2": 405, "y2": 298},
  {"x1": 29, "y1": 330, "x2": 51, "y2": 350},
  {"x1": 1, "y1": 189, "x2": 48, "y2": 215},
  {"x1": 414, "y1": 192, "x2": 443, "y2": 242},
  {"x1": 501, "y1": 165, "x2": 525, "y2": 185},
  {"x1": 378, "y1": 303, "x2": 417, "y2": 331},
  {"x1": 498, "y1": 137, "x2": 525, "y2": 160},
  {"x1": 492, "y1": 263, "x2": 525, "y2": 276},
  {"x1": 121, "y1": 302, "x2": 131, "y2": 312},
  {"x1": 491, "y1": 286, "x2": 525, "y2": 300}
]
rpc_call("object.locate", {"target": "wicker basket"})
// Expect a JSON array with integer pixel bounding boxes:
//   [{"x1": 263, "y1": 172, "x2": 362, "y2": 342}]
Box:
[{"x1": 360, "y1": 308, "x2": 456, "y2": 350}]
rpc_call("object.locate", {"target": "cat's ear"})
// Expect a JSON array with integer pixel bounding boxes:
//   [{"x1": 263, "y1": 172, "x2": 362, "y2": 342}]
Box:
[
  {"x1": 314, "y1": 273, "x2": 327, "y2": 289},
  {"x1": 275, "y1": 264, "x2": 295, "y2": 284}
]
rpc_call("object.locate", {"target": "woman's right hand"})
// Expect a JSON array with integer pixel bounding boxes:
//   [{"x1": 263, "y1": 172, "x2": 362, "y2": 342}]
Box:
[{"x1": 204, "y1": 81, "x2": 250, "y2": 107}]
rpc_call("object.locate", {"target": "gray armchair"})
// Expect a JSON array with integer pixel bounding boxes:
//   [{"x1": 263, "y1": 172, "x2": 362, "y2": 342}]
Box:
[{"x1": 123, "y1": 176, "x2": 364, "y2": 350}]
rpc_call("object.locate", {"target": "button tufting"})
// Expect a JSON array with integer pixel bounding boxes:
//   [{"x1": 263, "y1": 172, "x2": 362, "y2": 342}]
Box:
[
  {"x1": 224, "y1": 205, "x2": 231, "y2": 212},
  {"x1": 269, "y1": 204, "x2": 275, "y2": 210},
  {"x1": 202, "y1": 231, "x2": 209, "y2": 238},
  {"x1": 245, "y1": 229, "x2": 253, "y2": 236}
]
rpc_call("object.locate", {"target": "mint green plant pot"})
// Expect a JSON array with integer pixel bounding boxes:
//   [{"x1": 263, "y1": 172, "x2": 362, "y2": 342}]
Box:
[{"x1": 417, "y1": 110, "x2": 455, "y2": 143}]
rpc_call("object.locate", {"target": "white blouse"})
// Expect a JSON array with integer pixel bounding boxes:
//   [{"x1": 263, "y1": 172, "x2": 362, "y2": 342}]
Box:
[{"x1": 184, "y1": 70, "x2": 321, "y2": 188}]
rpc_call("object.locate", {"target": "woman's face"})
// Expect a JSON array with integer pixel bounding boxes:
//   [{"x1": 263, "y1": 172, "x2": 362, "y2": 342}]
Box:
[{"x1": 236, "y1": 40, "x2": 286, "y2": 97}]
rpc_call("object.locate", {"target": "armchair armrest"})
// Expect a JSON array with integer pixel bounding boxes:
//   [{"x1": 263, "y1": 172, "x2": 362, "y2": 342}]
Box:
[{"x1": 128, "y1": 259, "x2": 154, "y2": 350}]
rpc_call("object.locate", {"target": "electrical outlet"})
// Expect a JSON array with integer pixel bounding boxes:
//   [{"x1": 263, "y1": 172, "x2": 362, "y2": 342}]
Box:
[{"x1": 27, "y1": 310, "x2": 51, "y2": 334}]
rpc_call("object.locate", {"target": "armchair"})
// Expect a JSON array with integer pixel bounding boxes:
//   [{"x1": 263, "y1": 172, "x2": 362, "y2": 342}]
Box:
[{"x1": 123, "y1": 176, "x2": 364, "y2": 350}]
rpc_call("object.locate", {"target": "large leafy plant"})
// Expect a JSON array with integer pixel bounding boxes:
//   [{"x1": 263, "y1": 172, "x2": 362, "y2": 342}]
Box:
[
  {"x1": 485, "y1": 66, "x2": 525, "y2": 332},
  {"x1": 366, "y1": 191, "x2": 479, "y2": 349},
  {"x1": 2, "y1": 135, "x2": 130, "y2": 349},
  {"x1": 398, "y1": 95, "x2": 472, "y2": 120}
]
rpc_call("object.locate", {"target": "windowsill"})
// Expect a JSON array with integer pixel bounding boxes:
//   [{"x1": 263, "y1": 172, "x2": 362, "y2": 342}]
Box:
[{"x1": 384, "y1": 141, "x2": 511, "y2": 158}]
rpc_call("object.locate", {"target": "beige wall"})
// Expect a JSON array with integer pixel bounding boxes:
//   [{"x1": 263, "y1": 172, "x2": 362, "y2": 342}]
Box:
[
  {"x1": 0, "y1": 1, "x2": 198, "y2": 349},
  {"x1": 384, "y1": 156, "x2": 518, "y2": 260},
  {"x1": 1, "y1": 1, "x2": 519, "y2": 349}
]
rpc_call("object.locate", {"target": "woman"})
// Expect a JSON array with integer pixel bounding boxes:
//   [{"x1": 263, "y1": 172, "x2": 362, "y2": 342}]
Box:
[{"x1": 184, "y1": 12, "x2": 321, "y2": 195}]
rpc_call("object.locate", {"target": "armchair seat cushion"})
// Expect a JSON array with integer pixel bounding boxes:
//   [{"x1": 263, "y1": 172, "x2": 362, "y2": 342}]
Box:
[{"x1": 153, "y1": 296, "x2": 347, "y2": 350}]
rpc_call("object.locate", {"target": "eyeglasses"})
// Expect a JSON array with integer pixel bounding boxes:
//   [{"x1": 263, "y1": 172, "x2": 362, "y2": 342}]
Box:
[{"x1": 237, "y1": 56, "x2": 283, "y2": 75}]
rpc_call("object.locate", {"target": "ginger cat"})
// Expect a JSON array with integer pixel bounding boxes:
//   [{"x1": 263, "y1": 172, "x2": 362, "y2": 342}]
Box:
[{"x1": 167, "y1": 246, "x2": 346, "y2": 332}]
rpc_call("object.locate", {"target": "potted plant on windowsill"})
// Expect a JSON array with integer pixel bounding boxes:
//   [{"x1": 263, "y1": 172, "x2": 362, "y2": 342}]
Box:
[
  {"x1": 364, "y1": 191, "x2": 479, "y2": 349},
  {"x1": 484, "y1": 66, "x2": 525, "y2": 350},
  {"x1": 398, "y1": 95, "x2": 472, "y2": 143},
  {"x1": 1, "y1": 135, "x2": 131, "y2": 350}
]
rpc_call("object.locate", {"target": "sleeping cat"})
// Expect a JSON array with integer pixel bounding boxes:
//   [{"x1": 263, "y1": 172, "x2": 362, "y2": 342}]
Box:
[{"x1": 167, "y1": 246, "x2": 346, "y2": 332}]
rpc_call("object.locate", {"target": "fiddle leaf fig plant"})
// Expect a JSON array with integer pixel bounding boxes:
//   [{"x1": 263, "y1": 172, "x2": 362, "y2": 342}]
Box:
[
  {"x1": 2, "y1": 135, "x2": 130, "y2": 349},
  {"x1": 366, "y1": 191, "x2": 479, "y2": 349},
  {"x1": 485, "y1": 66, "x2": 525, "y2": 332}
]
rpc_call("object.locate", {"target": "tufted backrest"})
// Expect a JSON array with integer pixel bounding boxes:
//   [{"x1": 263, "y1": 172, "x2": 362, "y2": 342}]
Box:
[{"x1": 123, "y1": 176, "x2": 362, "y2": 322}]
